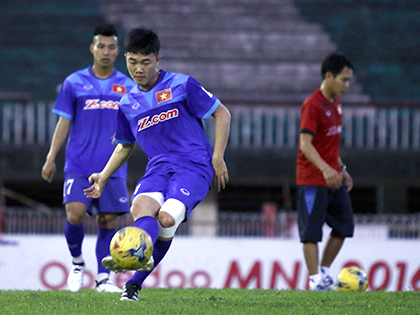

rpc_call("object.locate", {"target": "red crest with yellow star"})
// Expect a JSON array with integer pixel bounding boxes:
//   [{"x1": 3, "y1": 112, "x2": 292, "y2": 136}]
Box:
[
  {"x1": 156, "y1": 88, "x2": 172, "y2": 103},
  {"x1": 112, "y1": 84, "x2": 127, "y2": 95}
]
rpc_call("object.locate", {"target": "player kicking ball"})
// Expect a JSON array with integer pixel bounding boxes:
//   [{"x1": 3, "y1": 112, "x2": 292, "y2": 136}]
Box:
[{"x1": 85, "y1": 28, "x2": 231, "y2": 301}]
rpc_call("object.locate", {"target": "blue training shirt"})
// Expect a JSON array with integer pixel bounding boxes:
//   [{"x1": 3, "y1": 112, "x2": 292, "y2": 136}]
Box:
[
  {"x1": 53, "y1": 66, "x2": 136, "y2": 178},
  {"x1": 114, "y1": 70, "x2": 220, "y2": 183}
]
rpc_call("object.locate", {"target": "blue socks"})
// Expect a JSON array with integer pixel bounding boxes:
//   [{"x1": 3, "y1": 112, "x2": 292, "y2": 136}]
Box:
[
  {"x1": 127, "y1": 238, "x2": 172, "y2": 286},
  {"x1": 65, "y1": 216, "x2": 161, "y2": 279},
  {"x1": 133, "y1": 216, "x2": 159, "y2": 244},
  {"x1": 64, "y1": 221, "x2": 84, "y2": 259},
  {"x1": 127, "y1": 216, "x2": 167, "y2": 286},
  {"x1": 96, "y1": 227, "x2": 115, "y2": 274}
]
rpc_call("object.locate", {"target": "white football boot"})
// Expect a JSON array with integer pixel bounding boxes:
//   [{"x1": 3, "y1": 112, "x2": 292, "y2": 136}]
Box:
[
  {"x1": 309, "y1": 275, "x2": 337, "y2": 291},
  {"x1": 322, "y1": 275, "x2": 337, "y2": 291},
  {"x1": 95, "y1": 278, "x2": 122, "y2": 293},
  {"x1": 309, "y1": 278, "x2": 325, "y2": 291},
  {"x1": 67, "y1": 263, "x2": 85, "y2": 292},
  {"x1": 101, "y1": 256, "x2": 155, "y2": 273}
]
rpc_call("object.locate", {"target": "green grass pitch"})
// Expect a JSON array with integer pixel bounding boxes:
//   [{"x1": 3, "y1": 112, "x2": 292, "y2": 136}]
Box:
[{"x1": 0, "y1": 289, "x2": 419, "y2": 315}]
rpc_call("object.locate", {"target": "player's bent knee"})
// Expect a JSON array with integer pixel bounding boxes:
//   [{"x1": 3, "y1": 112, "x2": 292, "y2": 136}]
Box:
[
  {"x1": 65, "y1": 210, "x2": 85, "y2": 225},
  {"x1": 65, "y1": 202, "x2": 87, "y2": 225},
  {"x1": 158, "y1": 211, "x2": 175, "y2": 228},
  {"x1": 131, "y1": 192, "x2": 164, "y2": 220},
  {"x1": 157, "y1": 198, "x2": 187, "y2": 238}
]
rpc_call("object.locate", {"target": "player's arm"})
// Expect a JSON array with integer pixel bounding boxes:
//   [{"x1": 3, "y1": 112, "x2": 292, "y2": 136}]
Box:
[
  {"x1": 41, "y1": 116, "x2": 72, "y2": 183},
  {"x1": 211, "y1": 102, "x2": 231, "y2": 192},
  {"x1": 338, "y1": 157, "x2": 353, "y2": 191},
  {"x1": 84, "y1": 143, "x2": 135, "y2": 198},
  {"x1": 300, "y1": 132, "x2": 342, "y2": 189}
]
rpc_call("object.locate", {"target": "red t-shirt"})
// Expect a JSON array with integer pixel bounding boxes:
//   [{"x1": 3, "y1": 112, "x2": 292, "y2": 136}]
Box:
[{"x1": 296, "y1": 88, "x2": 343, "y2": 186}]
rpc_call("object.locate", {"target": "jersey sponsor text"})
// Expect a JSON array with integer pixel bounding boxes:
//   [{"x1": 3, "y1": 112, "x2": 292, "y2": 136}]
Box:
[
  {"x1": 326, "y1": 125, "x2": 342, "y2": 136},
  {"x1": 84, "y1": 99, "x2": 119, "y2": 110},
  {"x1": 138, "y1": 108, "x2": 179, "y2": 131}
]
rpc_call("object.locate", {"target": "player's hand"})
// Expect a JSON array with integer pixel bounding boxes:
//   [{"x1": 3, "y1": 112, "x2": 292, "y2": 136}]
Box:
[
  {"x1": 212, "y1": 157, "x2": 229, "y2": 192},
  {"x1": 41, "y1": 159, "x2": 56, "y2": 183},
  {"x1": 342, "y1": 169, "x2": 353, "y2": 192},
  {"x1": 84, "y1": 173, "x2": 107, "y2": 199},
  {"x1": 322, "y1": 166, "x2": 343, "y2": 190}
]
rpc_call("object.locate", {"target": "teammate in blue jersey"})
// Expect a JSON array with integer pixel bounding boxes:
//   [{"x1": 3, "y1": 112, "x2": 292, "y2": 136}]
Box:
[
  {"x1": 84, "y1": 28, "x2": 231, "y2": 301},
  {"x1": 41, "y1": 25, "x2": 135, "y2": 293}
]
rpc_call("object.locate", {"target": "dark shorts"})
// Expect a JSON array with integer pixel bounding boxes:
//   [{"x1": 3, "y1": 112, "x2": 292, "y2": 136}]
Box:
[
  {"x1": 63, "y1": 172, "x2": 130, "y2": 215},
  {"x1": 132, "y1": 162, "x2": 211, "y2": 220},
  {"x1": 297, "y1": 184, "x2": 354, "y2": 242}
]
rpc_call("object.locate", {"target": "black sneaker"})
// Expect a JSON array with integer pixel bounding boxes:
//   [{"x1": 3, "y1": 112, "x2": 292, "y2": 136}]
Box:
[{"x1": 120, "y1": 282, "x2": 141, "y2": 301}]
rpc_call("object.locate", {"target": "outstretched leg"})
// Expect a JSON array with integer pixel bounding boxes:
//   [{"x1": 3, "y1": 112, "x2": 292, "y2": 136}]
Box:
[
  {"x1": 121, "y1": 199, "x2": 186, "y2": 301},
  {"x1": 131, "y1": 195, "x2": 162, "y2": 244}
]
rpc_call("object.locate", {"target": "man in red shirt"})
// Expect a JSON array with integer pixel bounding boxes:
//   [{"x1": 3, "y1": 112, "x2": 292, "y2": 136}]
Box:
[{"x1": 296, "y1": 53, "x2": 354, "y2": 291}]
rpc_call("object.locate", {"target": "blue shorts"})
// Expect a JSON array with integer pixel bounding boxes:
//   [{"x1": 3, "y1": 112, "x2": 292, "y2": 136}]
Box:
[
  {"x1": 132, "y1": 162, "x2": 211, "y2": 220},
  {"x1": 297, "y1": 184, "x2": 354, "y2": 243},
  {"x1": 63, "y1": 172, "x2": 130, "y2": 215}
]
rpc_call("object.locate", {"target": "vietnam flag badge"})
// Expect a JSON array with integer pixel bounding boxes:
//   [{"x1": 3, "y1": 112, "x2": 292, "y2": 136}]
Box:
[
  {"x1": 156, "y1": 88, "x2": 172, "y2": 103},
  {"x1": 112, "y1": 84, "x2": 127, "y2": 95}
]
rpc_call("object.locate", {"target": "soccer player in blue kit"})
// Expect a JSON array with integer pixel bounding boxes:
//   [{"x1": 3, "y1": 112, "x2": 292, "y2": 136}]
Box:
[
  {"x1": 84, "y1": 28, "x2": 231, "y2": 301},
  {"x1": 42, "y1": 25, "x2": 135, "y2": 293}
]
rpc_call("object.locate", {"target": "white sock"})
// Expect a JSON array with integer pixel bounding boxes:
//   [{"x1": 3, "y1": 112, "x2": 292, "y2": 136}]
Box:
[
  {"x1": 319, "y1": 266, "x2": 330, "y2": 280},
  {"x1": 309, "y1": 273, "x2": 322, "y2": 284},
  {"x1": 97, "y1": 272, "x2": 109, "y2": 282},
  {"x1": 72, "y1": 255, "x2": 84, "y2": 265}
]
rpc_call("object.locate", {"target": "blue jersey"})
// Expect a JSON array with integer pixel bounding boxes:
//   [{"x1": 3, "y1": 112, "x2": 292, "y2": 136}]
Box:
[
  {"x1": 114, "y1": 70, "x2": 220, "y2": 183},
  {"x1": 53, "y1": 66, "x2": 135, "y2": 178}
]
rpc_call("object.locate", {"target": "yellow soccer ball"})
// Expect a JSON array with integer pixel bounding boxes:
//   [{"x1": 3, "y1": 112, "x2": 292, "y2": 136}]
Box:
[
  {"x1": 337, "y1": 266, "x2": 369, "y2": 292},
  {"x1": 109, "y1": 227, "x2": 153, "y2": 270}
]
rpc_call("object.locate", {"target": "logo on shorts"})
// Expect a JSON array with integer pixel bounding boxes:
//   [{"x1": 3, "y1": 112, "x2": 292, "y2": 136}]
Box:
[
  {"x1": 180, "y1": 188, "x2": 190, "y2": 196},
  {"x1": 119, "y1": 197, "x2": 128, "y2": 203}
]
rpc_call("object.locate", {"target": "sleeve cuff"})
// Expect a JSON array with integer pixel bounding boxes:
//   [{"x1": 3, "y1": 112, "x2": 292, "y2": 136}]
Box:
[
  {"x1": 300, "y1": 129, "x2": 315, "y2": 136},
  {"x1": 202, "y1": 99, "x2": 221, "y2": 120},
  {"x1": 52, "y1": 109, "x2": 73, "y2": 121},
  {"x1": 112, "y1": 138, "x2": 135, "y2": 145}
]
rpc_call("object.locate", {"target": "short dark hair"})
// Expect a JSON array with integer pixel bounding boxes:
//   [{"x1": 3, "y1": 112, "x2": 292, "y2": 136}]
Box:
[
  {"x1": 321, "y1": 53, "x2": 354, "y2": 79},
  {"x1": 94, "y1": 24, "x2": 118, "y2": 37},
  {"x1": 124, "y1": 28, "x2": 160, "y2": 56}
]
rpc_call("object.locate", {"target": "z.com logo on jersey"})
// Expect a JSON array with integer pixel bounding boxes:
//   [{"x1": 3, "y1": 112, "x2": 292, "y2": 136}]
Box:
[
  {"x1": 84, "y1": 99, "x2": 119, "y2": 110},
  {"x1": 138, "y1": 108, "x2": 179, "y2": 131}
]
